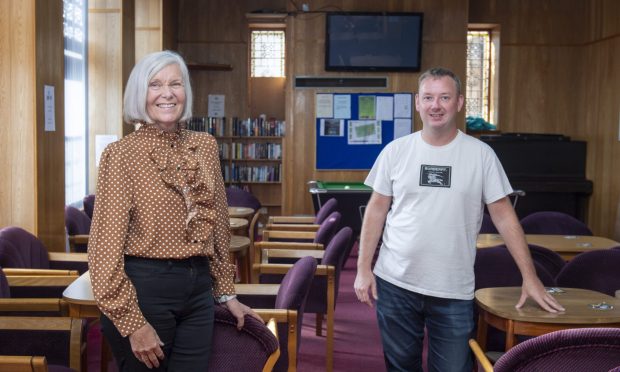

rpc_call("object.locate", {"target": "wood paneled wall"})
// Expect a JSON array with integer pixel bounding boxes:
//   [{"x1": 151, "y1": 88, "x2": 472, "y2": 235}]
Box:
[
  {"x1": 470, "y1": 0, "x2": 620, "y2": 237},
  {"x1": 0, "y1": 0, "x2": 65, "y2": 250},
  {"x1": 284, "y1": 0, "x2": 469, "y2": 215},
  {"x1": 87, "y1": 0, "x2": 135, "y2": 193}
]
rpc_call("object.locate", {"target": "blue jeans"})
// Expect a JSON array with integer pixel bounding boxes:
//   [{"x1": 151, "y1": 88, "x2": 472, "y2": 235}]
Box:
[
  {"x1": 376, "y1": 276, "x2": 474, "y2": 372},
  {"x1": 101, "y1": 255, "x2": 215, "y2": 372}
]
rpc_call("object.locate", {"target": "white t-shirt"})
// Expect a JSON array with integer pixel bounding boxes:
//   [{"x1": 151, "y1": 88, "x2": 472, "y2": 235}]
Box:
[{"x1": 365, "y1": 130, "x2": 512, "y2": 300}]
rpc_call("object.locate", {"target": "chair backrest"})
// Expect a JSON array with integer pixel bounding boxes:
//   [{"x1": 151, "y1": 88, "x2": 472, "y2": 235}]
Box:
[
  {"x1": 479, "y1": 213, "x2": 498, "y2": 234},
  {"x1": 0, "y1": 355, "x2": 50, "y2": 372},
  {"x1": 274, "y1": 256, "x2": 317, "y2": 371},
  {"x1": 0, "y1": 269, "x2": 10, "y2": 298},
  {"x1": 314, "y1": 227, "x2": 352, "y2": 304},
  {"x1": 209, "y1": 305, "x2": 279, "y2": 372},
  {"x1": 520, "y1": 211, "x2": 593, "y2": 236},
  {"x1": 225, "y1": 187, "x2": 262, "y2": 211},
  {"x1": 0, "y1": 316, "x2": 83, "y2": 371},
  {"x1": 313, "y1": 211, "x2": 341, "y2": 247},
  {"x1": 314, "y1": 198, "x2": 338, "y2": 225},
  {"x1": 493, "y1": 328, "x2": 620, "y2": 372},
  {"x1": 82, "y1": 194, "x2": 96, "y2": 220},
  {"x1": 64, "y1": 206, "x2": 91, "y2": 237},
  {"x1": 0, "y1": 227, "x2": 50, "y2": 270},
  {"x1": 527, "y1": 244, "x2": 566, "y2": 279},
  {"x1": 64, "y1": 206, "x2": 91, "y2": 253},
  {"x1": 475, "y1": 245, "x2": 556, "y2": 290},
  {"x1": 555, "y1": 249, "x2": 620, "y2": 296}
]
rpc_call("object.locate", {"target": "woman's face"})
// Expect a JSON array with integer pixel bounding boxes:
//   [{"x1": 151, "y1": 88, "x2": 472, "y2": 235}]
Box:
[{"x1": 146, "y1": 63, "x2": 186, "y2": 131}]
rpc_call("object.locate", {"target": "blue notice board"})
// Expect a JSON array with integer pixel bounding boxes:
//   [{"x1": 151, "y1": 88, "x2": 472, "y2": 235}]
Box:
[{"x1": 315, "y1": 92, "x2": 413, "y2": 170}]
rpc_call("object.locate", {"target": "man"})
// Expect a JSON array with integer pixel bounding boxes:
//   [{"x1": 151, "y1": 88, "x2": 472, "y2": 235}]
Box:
[{"x1": 354, "y1": 67, "x2": 564, "y2": 372}]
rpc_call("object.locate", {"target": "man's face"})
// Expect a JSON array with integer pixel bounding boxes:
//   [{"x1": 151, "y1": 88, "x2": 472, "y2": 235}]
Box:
[{"x1": 415, "y1": 76, "x2": 464, "y2": 131}]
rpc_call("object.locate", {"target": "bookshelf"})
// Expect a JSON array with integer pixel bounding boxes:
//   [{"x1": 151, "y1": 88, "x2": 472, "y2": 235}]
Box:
[{"x1": 188, "y1": 116, "x2": 285, "y2": 216}]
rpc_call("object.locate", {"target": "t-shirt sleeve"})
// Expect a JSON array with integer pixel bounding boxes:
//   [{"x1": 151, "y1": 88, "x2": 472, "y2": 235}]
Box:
[
  {"x1": 482, "y1": 145, "x2": 514, "y2": 204},
  {"x1": 365, "y1": 144, "x2": 393, "y2": 196}
]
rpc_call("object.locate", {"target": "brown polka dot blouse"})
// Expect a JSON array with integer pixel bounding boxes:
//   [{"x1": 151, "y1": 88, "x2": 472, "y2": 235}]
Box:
[{"x1": 88, "y1": 124, "x2": 235, "y2": 337}]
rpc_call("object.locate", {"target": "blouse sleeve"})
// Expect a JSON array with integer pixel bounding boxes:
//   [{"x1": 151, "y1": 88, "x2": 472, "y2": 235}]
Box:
[
  {"x1": 206, "y1": 136, "x2": 236, "y2": 298},
  {"x1": 87, "y1": 144, "x2": 147, "y2": 337}
]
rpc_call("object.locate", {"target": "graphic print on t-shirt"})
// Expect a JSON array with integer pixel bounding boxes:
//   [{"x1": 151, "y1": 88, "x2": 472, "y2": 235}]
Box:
[{"x1": 419, "y1": 164, "x2": 451, "y2": 188}]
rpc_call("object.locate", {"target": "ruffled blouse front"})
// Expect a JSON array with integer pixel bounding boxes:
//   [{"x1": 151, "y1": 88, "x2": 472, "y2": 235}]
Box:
[{"x1": 88, "y1": 124, "x2": 235, "y2": 337}]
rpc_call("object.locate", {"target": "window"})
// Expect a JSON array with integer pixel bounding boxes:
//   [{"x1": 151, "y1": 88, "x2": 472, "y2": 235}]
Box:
[
  {"x1": 466, "y1": 27, "x2": 499, "y2": 125},
  {"x1": 63, "y1": 0, "x2": 88, "y2": 205},
  {"x1": 250, "y1": 30, "x2": 285, "y2": 77}
]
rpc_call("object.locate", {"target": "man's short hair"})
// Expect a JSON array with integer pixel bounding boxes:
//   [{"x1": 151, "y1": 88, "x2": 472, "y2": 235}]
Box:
[
  {"x1": 418, "y1": 67, "x2": 462, "y2": 95},
  {"x1": 123, "y1": 50, "x2": 193, "y2": 124}
]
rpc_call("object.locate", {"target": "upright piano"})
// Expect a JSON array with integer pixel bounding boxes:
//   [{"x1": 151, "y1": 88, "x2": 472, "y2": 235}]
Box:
[{"x1": 480, "y1": 133, "x2": 593, "y2": 222}]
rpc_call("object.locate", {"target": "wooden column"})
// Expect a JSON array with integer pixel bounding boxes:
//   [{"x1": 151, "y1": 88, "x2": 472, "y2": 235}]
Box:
[{"x1": 0, "y1": 0, "x2": 65, "y2": 251}]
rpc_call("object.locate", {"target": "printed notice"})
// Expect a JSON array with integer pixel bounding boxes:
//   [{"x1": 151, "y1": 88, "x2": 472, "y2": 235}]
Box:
[
  {"x1": 394, "y1": 118, "x2": 412, "y2": 139},
  {"x1": 208, "y1": 95, "x2": 225, "y2": 118},
  {"x1": 394, "y1": 93, "x2": 412, "y2": 118},
  {"x1": 44, "y1": 85, "x2": 55, "y2": 131},
  {"x1": 376, "y1": 96, "x2": 394, "y2": 121},
  {"x1": 316, "y1": 94, "x2": 334, "y2": 118},
  {"x1": 320, "y1": 119, "x2": 344, "y2": 136},
  {"x1": 358, "y1": 96, "x2": 376, "y2": 120},
  {"x1": 348, "y1": 120, "x2": 382, "y2": 145},
  {"x1": 333, "y1": 95, "x2": 351, "y2": 119}
]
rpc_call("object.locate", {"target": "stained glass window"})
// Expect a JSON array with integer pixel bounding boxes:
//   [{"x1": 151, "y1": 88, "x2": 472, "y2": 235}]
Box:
[
  {"x1": 466, "y1": 30, "x2": 491, "y2": 121},
  {"x1": 251, "y1": 30, "x2": 285, "y2": 77}
]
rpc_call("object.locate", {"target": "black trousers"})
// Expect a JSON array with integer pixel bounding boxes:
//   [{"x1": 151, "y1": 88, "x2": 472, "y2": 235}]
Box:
[{"x1": 101, "y1": 255, "x2": 215, "y2": 372}]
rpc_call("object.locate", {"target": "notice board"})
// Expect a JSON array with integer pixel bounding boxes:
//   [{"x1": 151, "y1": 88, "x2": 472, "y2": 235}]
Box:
[{"x1": 315, "y1": 92, "x2": 413, "y2": 170}]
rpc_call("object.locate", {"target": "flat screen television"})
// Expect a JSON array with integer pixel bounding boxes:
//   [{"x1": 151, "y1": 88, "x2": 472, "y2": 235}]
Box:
[{"x1": 325, "y1": 12, "x2": 423, "y2": 72}]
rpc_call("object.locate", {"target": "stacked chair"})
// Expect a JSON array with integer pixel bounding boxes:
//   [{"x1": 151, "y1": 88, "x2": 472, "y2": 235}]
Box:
[
  {"x1": 236, "y1": 256, "x2": 317, "y2": 372},
  {"x1": 266, "y1": 197, "x2": 339, "y2": 232},
  {"x1": 0, "y1": 268, "x2": 83, "y2": 372},
  {"x1": 251, "y1": 209, "x2": 348, "y2": 372}
]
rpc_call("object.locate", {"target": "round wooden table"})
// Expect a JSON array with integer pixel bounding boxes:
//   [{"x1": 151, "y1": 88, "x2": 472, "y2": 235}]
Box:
[
  {"x1": 229, "y1": 217, "x2": 249, "y2": 233},
  {"x1": 228, "y1": 207, "x2": 254, "y2": 219},
  {"x1": 475, "y1": 286, "x2": 620, "y2": 351},
  {"x1": 229, "y1": 235, "x2": 251, "y2": 283}
]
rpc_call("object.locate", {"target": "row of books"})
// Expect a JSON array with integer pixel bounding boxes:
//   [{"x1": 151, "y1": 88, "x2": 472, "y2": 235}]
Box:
[
  {"x1": 231, "y1": 142, "x2": 282, "y2": 160},
  {"x1": 221, "y1": 164, "x2": 282, "y2": 183},
  {"x1": 217, "y1": 142, "x2": 282, "y2": 160},
  {"x1": 187, "y1": 116, "x2": 285, "y2": 137}
]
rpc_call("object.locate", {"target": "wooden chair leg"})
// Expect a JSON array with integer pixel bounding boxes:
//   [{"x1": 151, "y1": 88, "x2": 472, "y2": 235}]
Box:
[{"x1": 315, "y1": 313, "x2": 324, "y2": 336}]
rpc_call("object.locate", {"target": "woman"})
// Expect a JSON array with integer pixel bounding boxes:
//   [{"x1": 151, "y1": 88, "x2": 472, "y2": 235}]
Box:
[{"x1": 88, "y1": 50, "x2": 260, "y2": 371}]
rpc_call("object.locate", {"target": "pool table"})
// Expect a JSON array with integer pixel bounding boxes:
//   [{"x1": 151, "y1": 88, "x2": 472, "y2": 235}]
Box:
[{"x1": 308, "y1": 180, "x2": 373, "y2": 236}]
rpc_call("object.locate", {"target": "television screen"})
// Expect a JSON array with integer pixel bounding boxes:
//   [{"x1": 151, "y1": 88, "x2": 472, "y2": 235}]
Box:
[{"x1": 325, "y1": 12, "x2": 423, "y2": 72}]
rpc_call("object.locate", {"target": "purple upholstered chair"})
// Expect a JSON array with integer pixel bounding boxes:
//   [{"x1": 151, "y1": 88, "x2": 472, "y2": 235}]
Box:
[
  {"x1": 64, "y1": 206, "x2": 91, "y2": 253},
  {"x1": 520, "y1": 211, "x2": 593, "y2": 236},
  {"x1": 0, "y1": 268, "x2": 10, "y2": 298},
  {"x1": 0, "y1": 226, "x2": 88, "y2": 290},
  {"x1": 479, "y1": 213, "x2": 498, "y2": 234},
  {"x1": 528, "y1": 244, "x2": 566, "y2": 279},
  {"x1": 475, "y1": 245, "x2": 556, "y2": 353},
  {"x1": 555, "y1": 249, "x2": 620, "y2": 296},
  {"x1": 208, "y1": 305, "x2": 279, "y2": 371},
  {"x1": 82, "y1": 194, "x2": 96, "y2": 220},
  {"x1": 237, "y1": 256, "x2": 317, "y2": 372},
  {"x1": 226, "y1": 186, "x2": 262, "y2": 211},
  {"x1": 490, "y1": 328, "x2": 620, "y2": 372},
  {"x1": 313, "y1": 197, "x2": 338, "y2": 225}
]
